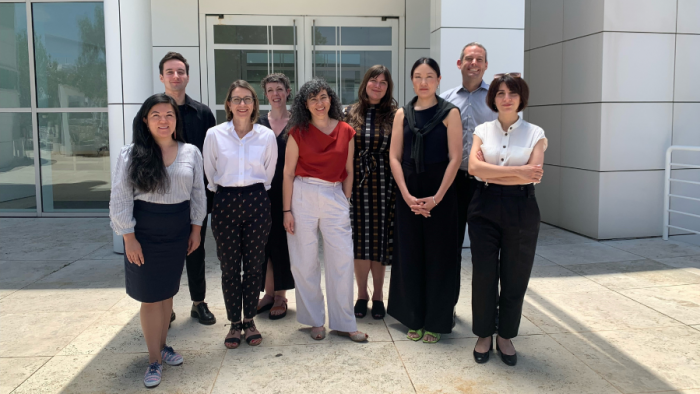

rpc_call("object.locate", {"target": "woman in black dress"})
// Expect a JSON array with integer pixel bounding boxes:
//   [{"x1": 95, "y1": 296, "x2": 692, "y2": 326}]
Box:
[
  {"x1": 344, "y1": 65, "x2": 397, "y2": 320},
  {"x1": 110, "y1": 94, "x2": 207, "y2": 387},
  {"x1": 256, "y1": 73, "x2": 295, "y2": 319},
  {"x1": 387, "y1": 58, "x2": 463, "y2": 343}
]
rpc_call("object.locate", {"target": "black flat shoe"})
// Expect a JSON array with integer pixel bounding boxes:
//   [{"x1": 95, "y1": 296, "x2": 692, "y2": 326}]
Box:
[
  {"x1": 473, "y1": 336, "x2": 493, "y2": 364},
  {"x1": 191, "y1": 302, "x2": 216, "y2": 325},
  {"x1": 371, "y1": 301, "x2": 386, "y2": 319},
  {"x1": 354, "y1": 299, "x2": 368, "y2": 318},
  {"x1": 496, "y1": 340, "x2": 517, "y2": 366},
  {"x1": 168, "y1": 311, "x2": 176, "y2": 329}
]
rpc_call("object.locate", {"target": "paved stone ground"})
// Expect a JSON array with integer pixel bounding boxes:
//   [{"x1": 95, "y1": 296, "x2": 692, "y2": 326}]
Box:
[{"x1": 1, "y1": 218, "x2": 700, "y2": 393}]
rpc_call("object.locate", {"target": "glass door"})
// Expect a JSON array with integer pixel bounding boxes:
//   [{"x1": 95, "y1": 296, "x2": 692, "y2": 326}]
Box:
[
  {"x1": 205, "y1": 15, "x2": 399, "y2": 118},
  {"x1": 305, "y1": 17, "x2": 399, "y2": 105},
  {"x1": 206, "y1": 15, "x2": 304, "y2": 123}
]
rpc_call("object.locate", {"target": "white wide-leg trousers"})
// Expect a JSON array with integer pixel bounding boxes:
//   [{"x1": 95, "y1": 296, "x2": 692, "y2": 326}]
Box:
[{"x1": 287, "y1": 177, "x2": 357, "y2": 332}]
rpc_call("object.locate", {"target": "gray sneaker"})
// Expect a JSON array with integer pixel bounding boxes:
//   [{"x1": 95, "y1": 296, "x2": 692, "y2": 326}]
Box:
[{"x1": 143, "y1": 361, "x2": 162, "y2": 388}]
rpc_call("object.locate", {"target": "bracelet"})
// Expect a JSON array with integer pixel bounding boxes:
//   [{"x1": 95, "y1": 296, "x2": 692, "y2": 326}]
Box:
[
  {"x1": 283, "y1": 210, "x2": 291, "y2": 213},
  {"x1": 432, "y1": 197, "x2": 438, "y2": 206}
]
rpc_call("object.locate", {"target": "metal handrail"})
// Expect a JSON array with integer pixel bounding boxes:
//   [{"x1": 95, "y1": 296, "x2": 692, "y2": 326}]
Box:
[{"x1": 663, "y1": 145, "x2": 700, "y2": 240}]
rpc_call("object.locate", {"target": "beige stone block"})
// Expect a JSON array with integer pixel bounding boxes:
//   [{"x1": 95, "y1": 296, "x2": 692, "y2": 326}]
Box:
[
  {"x1": 655, "y1": 255, "x2": 700, "y2": 277},
  {"x1": 537, "y1": 228, "x2": 598, "y2": 246},
  {"x1": 0, "y1": 357, "x2": 50, "y2": 394},
  {"x1": 602, "y1": 238, "x2": 700, "y2": 260},
  {"x1": 551, "y1": 326, "x2": 700, "y2": 393},
  {"x1": 619, "y1": 284, "x2": 700, "y2": 325},
  {"x1": 523, "y1": 289, "x2": 682, "y2": 333},
  {"x1": 0, "y1": 287, "x2": 126, "y2": 314},
  {"x1": 394, "y1": 335, "x2": 620, "y2": 393},
  {"x1": 536, "y1": 243, "x2": 640, "y2": 266},
  {"x1": 211, "y1": 342, "x2": 413, "y2": 394},
  {"x1": 528, "y1": 265, "x2": 608, "y2": 294}
]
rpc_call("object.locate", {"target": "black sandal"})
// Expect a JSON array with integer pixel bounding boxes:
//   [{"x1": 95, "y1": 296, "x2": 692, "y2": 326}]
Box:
[
  {"x1": 354, "y1": 299, "x2": 368, "y2": 318},
  {"x1": 371, "y1": 300, "x2": 386, "y2": 319},
  {"x1": 242, "y1": 320, "x2": 262, "y2": 346},
  {"x1": 224, "y1": 322, "x2": 243, "y2": 349}
]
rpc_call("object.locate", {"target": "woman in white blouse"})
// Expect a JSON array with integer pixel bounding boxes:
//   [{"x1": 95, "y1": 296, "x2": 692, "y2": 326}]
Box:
[
  {"x1": 467, "y1": 73, "x2": 546, "y2": 367},
  {"x1": 203, "y1": 80, "x2": 278, "y2": 349},
  {"x1": 109, "y1": 93, "x2": 206, "y2": 388}
]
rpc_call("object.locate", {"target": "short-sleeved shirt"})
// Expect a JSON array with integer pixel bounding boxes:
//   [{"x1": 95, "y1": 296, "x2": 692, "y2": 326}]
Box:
[
  {"x1": 289, "y1": 121, "x2": 356, "y2": 183},
  {"x1": 440, "y1": 81, "x2": 497, "y2": 171},
  {"x1": 473, "y1": 116, "x2": 547, "y2": 182}
]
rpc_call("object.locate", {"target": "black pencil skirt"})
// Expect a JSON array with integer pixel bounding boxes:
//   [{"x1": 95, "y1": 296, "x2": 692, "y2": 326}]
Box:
[{"x1": 124, "y1": 200, "x2": 190, "y2": 303}]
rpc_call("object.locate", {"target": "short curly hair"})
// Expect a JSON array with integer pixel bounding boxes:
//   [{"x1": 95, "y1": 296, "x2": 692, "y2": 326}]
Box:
[
  {"x1": 261, "y1": 73, "x2": 292, "y2": 103},
  {"x1": 288, "y1": 78, "x2": 343, "y2": 132}
]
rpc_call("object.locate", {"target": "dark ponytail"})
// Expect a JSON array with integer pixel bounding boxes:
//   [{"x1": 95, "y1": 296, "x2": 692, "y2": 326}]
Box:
[{"x1": 128, "y1": 93, "x2": 184, "y2": 193}]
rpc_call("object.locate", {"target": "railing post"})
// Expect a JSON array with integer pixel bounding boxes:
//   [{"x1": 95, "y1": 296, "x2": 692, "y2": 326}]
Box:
[{"x1": 663, "y1": 146, "x2": 673, "y2": 240}]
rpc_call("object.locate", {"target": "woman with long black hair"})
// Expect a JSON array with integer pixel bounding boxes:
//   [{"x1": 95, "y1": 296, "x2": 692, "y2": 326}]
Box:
[
  {"x1": 387, "y1": 58, "x2": 462, "y2": 344},
  {"x1": 110, "y1": 93, "x2": 206, "y2": 388},
  {"x1": 343, "y1": 65, "x2": 397, "y2": 320}
]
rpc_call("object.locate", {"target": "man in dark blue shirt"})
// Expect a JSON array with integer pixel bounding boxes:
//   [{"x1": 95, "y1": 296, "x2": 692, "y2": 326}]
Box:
[{"x1": 159, "y1": 52, "x2": 217, "y2": 325}]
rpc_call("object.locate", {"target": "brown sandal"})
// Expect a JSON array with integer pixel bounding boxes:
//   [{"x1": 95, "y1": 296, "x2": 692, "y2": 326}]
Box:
[{"x1": 269, "y1": 296, "x2": 288, "y2": 320}]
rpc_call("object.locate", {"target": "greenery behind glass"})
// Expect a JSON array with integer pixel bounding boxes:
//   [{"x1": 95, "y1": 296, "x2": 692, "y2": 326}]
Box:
[{"x1": 0, "y1": 3, "x2": 31, "y2": 108}]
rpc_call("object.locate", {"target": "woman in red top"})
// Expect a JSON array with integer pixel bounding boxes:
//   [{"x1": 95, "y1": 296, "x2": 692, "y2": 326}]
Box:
[{"x1": 283, "y1": 78, "x2": 368, "y2": 342}]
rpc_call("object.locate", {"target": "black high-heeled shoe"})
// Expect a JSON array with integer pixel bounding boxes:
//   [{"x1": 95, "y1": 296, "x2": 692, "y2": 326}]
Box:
[
  {"x1": 473, "y1": 336, "x2": 493, "y2": 364},
  {"x1": 496, "y1": 338, "x2": 517, "y2": 366}
]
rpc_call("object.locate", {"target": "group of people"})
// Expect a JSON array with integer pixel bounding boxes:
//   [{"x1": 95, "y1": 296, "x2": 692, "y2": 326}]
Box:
[{"x1": 110, "y1": 41, "x2": 547, "y2": 388}]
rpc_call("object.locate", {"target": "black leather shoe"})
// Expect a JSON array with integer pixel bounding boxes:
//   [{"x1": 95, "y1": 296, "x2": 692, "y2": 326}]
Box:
[
  {"x1": 191, "y1": 302, "x2": 216, "y2": 325},
  {"x1": 168, "y1": 311, "x2": 176, "y2": 329},
  {"x1": 496, "y1": 339, "x2": 517, "y2": 366},
  {"x1": 473, "y1": 336, "x2": 493, "y2": 364}
]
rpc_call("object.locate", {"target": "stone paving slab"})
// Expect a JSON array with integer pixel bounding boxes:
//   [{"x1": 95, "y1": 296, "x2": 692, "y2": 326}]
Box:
[{"x1": 1, "y1": 218, "x2": 700, "y2": 393}]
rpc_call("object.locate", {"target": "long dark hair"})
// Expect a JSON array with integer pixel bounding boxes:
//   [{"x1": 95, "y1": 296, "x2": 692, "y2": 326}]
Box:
[
  {"x1": 288, "y1": 78, "x2": 343, "y2": 132},
  {"x1": 346, "y1": 65, "x2": 397, "y2": 135},
  {"x1": 128, "y1": 93, "x2": 184, "y2": 193}
]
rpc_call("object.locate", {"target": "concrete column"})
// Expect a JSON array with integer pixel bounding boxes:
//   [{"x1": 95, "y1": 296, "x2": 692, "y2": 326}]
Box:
[
  {"x1": 526, "y1": 0, "x2": 698, "y2": 239},
  {"x1": 105, "y1": 0, "x2": 154, "y2": 253},
  {"x1": 430, "y1": 0, "x2": 525, "y2": 247}
]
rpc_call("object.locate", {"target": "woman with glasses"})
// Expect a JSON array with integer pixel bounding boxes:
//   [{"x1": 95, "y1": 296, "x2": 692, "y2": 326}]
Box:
[
  {"x1": 110, "y1": 93, "x2": 206, "y2": 388},
  {"x1": 203, "y1": 80, "x2": 278, "y2": 349},
  {"x1": 283, "y1": 78, "x2": 368, "y2": 342},
  {"x1": 468, "y1": 73, "x2": 546, "y2": 366},
  {"x1": 343, "y1": 65, "x2": 397, "y2": 320},
  {"x1": 387, "y1": 58, "x2": 462, "y2": 344},
  {"x1": 256, "y1": 73, "x2": 295, "y2": 320}
]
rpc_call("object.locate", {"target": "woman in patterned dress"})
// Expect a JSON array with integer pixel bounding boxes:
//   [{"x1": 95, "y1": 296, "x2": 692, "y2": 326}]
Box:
[{"x1": 344, "y1": 65, "x2": 397, "y2": 320}]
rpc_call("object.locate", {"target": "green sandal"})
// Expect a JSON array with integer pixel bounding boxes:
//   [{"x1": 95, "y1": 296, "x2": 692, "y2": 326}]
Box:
[
  {"x1": 423, "y1": 331, "x2": 441, "y2": 344},
  {"x1": 406, "y1": 328, "x2": 425, "y2": 341}
]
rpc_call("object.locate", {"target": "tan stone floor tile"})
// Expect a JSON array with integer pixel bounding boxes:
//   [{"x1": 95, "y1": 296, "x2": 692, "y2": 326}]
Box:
[
  {"x1": 211, "y1": 342, "x2": 413, "y2": 394},
  {"x1": 0, "y1": 357, "x2": 50, "y2": 394},
  {"x1": 647, "y1": 390, "x2": 700, "y2": 394},
  {"x1": 618, "y1": 284, "x2": 700, "y2": 325},
  {"x1": 0, "y1": 241, "x2": 106, "y2": 261},
  {"x1": 602, "y1": 238, "x2": 700, "y2": 260},
  {"x1": 528, "y1": 265, "x2": 609, "y2": 293},
  {"x1": 523, "y1": 289, "x2": 682, "y2": 334},
  {"x1": 0, "y1": 312, "x2": 102, "y2": 357},
  {"x1": 13, "y1": 350, "x2": 225, "y2": 394},
  {"x1": 550, "y1": 325, "x2": 700, "y2": 393},
  {"x1": 540, "y1": 222, "x2": 557, "y2": 230},
  {"x1": 566, "y1": 260, "x2": 700, "y2": 290},
  {"x1": 383, "y1": 297, "x2": 543, "y2": 342},
  {"x1": 655, "y1": 255, "x2": 700, "y2": 277},
  {"x1": 537, "y1": 228, "x2": 598, "y2": 246},
  {"x1": 0, "y1": 287, "x2": 126, "y2": 313},
  {"x1": 461, "y1": 248, "x2": 559, "y2": 267},
  {"x1": 394, "y1": 335, "x2": 621, "y2": 394},
  {"x1": 693, "y1": 325, "x2": 700, "y2": 332},
  {"x1": 30, "y1": 259, "x2": 124, "y2": 289},
  {"x1": 536, "y1": 243, "x2": 641, "y2": 266},
  {"x1": 0, "y1": 260, "x2": 72, "y2": 299}
]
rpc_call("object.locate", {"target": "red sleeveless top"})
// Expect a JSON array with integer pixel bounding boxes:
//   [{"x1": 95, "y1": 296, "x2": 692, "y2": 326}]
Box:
[{"x1": 289, "y1": 121, "x2": 356, "y2": 183}]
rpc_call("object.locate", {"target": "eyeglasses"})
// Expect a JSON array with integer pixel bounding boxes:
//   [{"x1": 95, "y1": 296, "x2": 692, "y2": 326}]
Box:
[
  {"x1": 230, "y1": 96, "x2": 254, "y2": 105},
  {"x1": 493, "y1": 72, "x2": 522, "y2": 79}
]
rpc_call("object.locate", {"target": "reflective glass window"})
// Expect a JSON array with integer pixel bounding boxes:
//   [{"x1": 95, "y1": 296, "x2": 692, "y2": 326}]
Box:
[
  {"x1": 0, "y1": 112, "x2": 36, "y2": 211},
  {"x1": 214, "y1": 25, "x2": 267, "y2": 45},
  {"x1": 32, "y1": 2, "x2": 107, "y2": 108},
  {"x1": 340, "y1": 27, "x2": 391, "y2": 46},
  {"x1": 0, "y1": 3, "x2": 31, "y2": 108}
]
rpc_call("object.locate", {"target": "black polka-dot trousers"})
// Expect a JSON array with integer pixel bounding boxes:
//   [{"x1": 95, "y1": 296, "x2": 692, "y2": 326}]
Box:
[{"x1": 211, "y1": 184, "x2": 272, "y2": 323}]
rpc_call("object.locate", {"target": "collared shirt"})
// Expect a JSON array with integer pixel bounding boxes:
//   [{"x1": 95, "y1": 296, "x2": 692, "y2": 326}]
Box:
[
  {"x1": 473, "y1": 116, "x2": 547, "y2": 182},
  {"x1": 177, "y1": 95, "x2": 217, "y2": 153},
  {"x1": 109, "y1": 142, "x2": 207, "y2": 235},
  {"x1": 203, "y1": 122, "x2": 278, "y2": 191},
  {"x1": 440, "y1": 80, "x2": 497, "y2": 171}
]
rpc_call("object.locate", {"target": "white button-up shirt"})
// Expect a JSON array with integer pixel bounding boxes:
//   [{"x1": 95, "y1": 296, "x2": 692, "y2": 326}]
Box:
[
  {"x1": 203, "y1": 122, "x2": 278, "y2": 191},
  {"x1": 473, "y1": 116, "x2": 547, "y2": 182}
]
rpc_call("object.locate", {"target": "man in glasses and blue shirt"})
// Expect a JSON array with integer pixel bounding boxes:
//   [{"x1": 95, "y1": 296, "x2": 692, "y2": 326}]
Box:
[
  {"x1": 159, "y1": 51, "x2": 218, "y2": 326},
  {"x1": 440, "y1": 42, "x2": 497, "y2": 308}
]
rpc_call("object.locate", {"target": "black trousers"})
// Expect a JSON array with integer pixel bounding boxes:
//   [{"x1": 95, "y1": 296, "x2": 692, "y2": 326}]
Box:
[
  {"x1": 212, "y1": 184, "x2": 272, "y2": 322},
  {"x1": 185, "y1": 214, "x2": 208, "y2": 302},
  {"x1": 468, "y1": 183, "x2": 540, "y2": 339},
  {"x1": 455, "y1": 170, "x2": 479, "y2": 303}
]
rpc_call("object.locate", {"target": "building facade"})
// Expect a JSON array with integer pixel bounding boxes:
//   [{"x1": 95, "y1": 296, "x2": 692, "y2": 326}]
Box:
[{"x1": 1, "y1": 0, "x2": 698, "y2": 242}]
